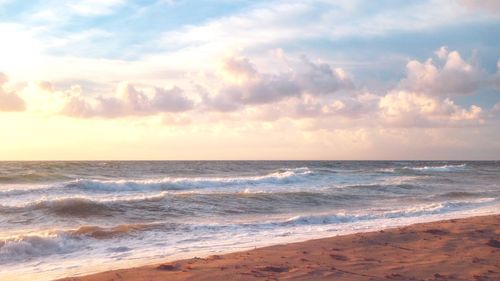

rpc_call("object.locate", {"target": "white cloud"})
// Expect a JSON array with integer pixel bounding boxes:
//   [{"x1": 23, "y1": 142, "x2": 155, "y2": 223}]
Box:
[
  {"x1": 202, "y1": 55, "x2": 353, "y2": 111},
  {"x1": 1, "y1": 46, "x2": 497, "y2": 132},
  {"x1": 0, "y1": 72, "x2": 25, "y2": 112},
  {"x1": 379, "y1": 90, "x2": 482, "y2": 127},
  {"x1": 152, "y1": 0, "x2": 499, "y2": 66},
  {"x1": 400, "y1": 48, "x2": 483, "y2": 95},
  {"x1": 68, "y1": 0, "x2": 124, "y2": 16},
  {"x1": 460, "y1": 0, "x2": 500, "y2": 13},
  {"x1": 434, "y1": 46, "x2": 449, "y2": 59},
  {"x1": 60, "y1": 82, "x2": 194, "y2": 118}
]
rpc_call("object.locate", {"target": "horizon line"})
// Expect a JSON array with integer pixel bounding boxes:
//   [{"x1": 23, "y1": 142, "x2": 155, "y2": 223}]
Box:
[{"x1": 0, "y1": 159, "x2": 498, "y2": 162}]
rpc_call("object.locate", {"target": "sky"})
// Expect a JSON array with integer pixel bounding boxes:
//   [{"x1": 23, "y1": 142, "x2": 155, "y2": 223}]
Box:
[{"x1": 0, "y1": 0, "x2": 499, "y2": 160}]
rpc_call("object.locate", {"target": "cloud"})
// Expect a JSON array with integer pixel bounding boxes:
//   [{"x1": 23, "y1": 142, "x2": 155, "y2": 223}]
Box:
[
  {"x1": 35, "y1": 81, "x2": 54, "y2": 92},
  {"x1": 434, "y1": 46, "x2": 449, "y2": 59},
  {"x1": 492, "y1": 60, "x2": 500, "y2": 89},
  {"x1": 159, "y1": 0, "x2": 488, "y2": 55},
  {"x1": 492, "y1": 102, "x2": 500, "y2": 115},
  {"x1": 378, "y1": 90, "x2": 482, "y2": 127},
  {"x1": 0, "y1": 88, "x2": 25, "y2": 112},
  {"x1": 0, "y1": 72, "x2": 8, "y2": 86},
  {"x1": 400, "y1": 48, "x2": 483, "y2": 95},
  {"x1": 202, "y1": 55, "x2": 353, "y2": 111},
  {"x1": 0, "y1": 72, "x2": 25, "y2": 112},
  {"x1": 1, "y1": 46, "x2": 496, "y2": 131},
  {"x1": 281, "y1": 92, "x2": 378, "y2": 120},
  {"x1": 460, "y1": 0, "x2": 500, "y2": 13},
  {"x1": 61, "y1": 82, "x2": 193, "y2": 118},
  {"x1": 31, "y1": 0, "x2": 124, "y2": 22},
  {"x1": 221, "y1": 56, "x2": 258, "y2": 82},
  {"x1": 294, "y1": 56, "x2": 354, "y2": 95},
  {"x1": 68, "y1": 0, "x2": 124, "y2": 16}
]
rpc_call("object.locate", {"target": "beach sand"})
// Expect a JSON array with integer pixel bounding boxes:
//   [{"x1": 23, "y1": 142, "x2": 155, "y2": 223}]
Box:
[{"x1": 56, "y1": 215, "x2": 500, "y2": 281}]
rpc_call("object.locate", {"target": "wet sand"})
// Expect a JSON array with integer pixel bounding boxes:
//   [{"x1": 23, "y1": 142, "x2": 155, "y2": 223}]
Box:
[{"x1": 57, "y1": 215, "x2": 500, "y2": 281}]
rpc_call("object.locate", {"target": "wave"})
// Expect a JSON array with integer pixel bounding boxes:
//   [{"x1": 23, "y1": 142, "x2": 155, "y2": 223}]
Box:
[
  {"x1": 0, "y1": 183, "x2": 60, "y2": 196},
  {"x1": 403, "y1": 164, "x2": 467, "y2": 172},
  {"x1": 34, "y1": 197, "x2": 116, "y2": 216},
  {"x1": 64, "y1": 167, "x2": 313, "y2": 192},
  {"x1": 0, "y1": 192, "x2": 168, "y2": 216},
  {"x1": 0, "y1": 222, "x2": 166, "y2": 263},
  {"x1": 334, "y1": 176, "x2": 424, "y2": 192},
  {"x1": 0, "y1": 167, "x2": 314, "y2": 196},
  {"x1": 0, "y1": 189, "x2": 343, "y2": 217},
  {"x1": 1, "y1": 197, "x2": 496, "y2": 264},
  {"x1": 0, "y1": 168, "x2": 314, "y2": 199},
  {"x1": 19, "y1": 197, "x2": 111, "y2": 217},
  {"x1": 69, "y1": 222, "x2": 163, "y2": 239},
  {"x1": 0, "y1": 233, "x2": 82, "y2": 263},
  {"x1": 281, "y1": 198, "x2": 496, "y2": 226}
]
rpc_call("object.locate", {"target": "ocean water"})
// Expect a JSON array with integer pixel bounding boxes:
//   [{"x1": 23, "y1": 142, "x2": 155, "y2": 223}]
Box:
[{"x1": 0, "y1": 161, "x2": 499, "y2": 280}]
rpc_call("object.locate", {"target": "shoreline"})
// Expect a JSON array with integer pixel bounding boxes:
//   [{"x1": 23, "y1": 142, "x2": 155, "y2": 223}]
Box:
[{"x1": 56, "y1": 214, "x2": 500, "y2": 281}]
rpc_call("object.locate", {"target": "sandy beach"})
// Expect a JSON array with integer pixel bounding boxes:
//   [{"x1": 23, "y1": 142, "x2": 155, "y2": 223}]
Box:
[{"x1": 56, "y1": 214, "x2": 500, "y2": 281}]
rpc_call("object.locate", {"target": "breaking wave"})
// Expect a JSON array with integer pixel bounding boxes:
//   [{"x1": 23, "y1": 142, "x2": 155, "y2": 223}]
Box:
[
  {"x1": 1, "y1": 197, "x2": 497, "y2": 264},
  {"x1": 403, "y1": 164, "x2": 467, "y2": 172},
  {"x1": 68, "y1": 167, "x2": 313, "y2": 192},
  {"x1": 0, "y1": 222, "x2": 165, "y2": 263},
  {"x1": 0, "y1": 193, "x2": 169, "y2": 216},
  {"x1": 0, "y1": 167, "x2": 314, "y2": 197},
  {"x1": 69, "y1": 223, "x2": 163, "y2": 239},
  {"x1": 0, "y1": 233, "x2": 82, "y2": 263},
  {"x1": 281, "y1": 198, "x2": 496, "y2": 226}
]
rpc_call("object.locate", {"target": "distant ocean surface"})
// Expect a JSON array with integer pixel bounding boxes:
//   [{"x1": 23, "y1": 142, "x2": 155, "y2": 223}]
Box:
[{"x1": 0, "y1": 161, "x2": 499, "y2": 280}]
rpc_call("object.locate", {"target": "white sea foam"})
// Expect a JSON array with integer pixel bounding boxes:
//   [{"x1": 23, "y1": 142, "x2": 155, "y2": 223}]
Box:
[
  {"x1": 281, "y1": 198, "x2": 497, "y2": 226},
  {"x1": 0, "y1": 168, "x2": 314, "y2": 197},
  {"x1": 63, "y1": 167, "x2": 313, "y2": 192},
  {"x1": 7, "y1": 197, "x2": 493, "y2": 256},
  {"x1": 404, "y1": 164, "x2": 467, "y2": 172},
  {"x1": 182, "y1": 197, "x2": 498, "y2": 230},
  {"x1": 0, "y1": 192, "x2": 171, "y2": 214},
  {"x1": 0, "y1": 233, "x2": 82, "y2": 263},
  {"x1": 0, "y1": 221, "x2": 169, "y2": 264}
]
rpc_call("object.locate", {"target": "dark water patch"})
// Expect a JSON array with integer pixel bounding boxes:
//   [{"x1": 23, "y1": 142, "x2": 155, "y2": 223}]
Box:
[
  {"x1": 33, "y1": 198, "x2": 113, "y2": 217},
  {"x1": 70, "y1": 223, "x2": 163, "y2": 239},
  {"x1": 0, "y1": 198, "x2": 114, "y2": 217},
  {"x1": 0, "y1": 172, "x2": 70, "y2": 184},
  {"x1": 438, "y1": 191, "x2": 480, "y2": 199}
]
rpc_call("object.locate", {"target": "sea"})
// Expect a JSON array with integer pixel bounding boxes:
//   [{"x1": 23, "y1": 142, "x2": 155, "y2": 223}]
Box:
[{"x1": 0, "y1": 161, "x2": 499, "y2": 280}]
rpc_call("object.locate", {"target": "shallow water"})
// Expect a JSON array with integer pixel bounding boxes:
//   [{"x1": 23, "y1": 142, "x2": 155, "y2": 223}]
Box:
[{"x1": 0, "y1": 161, "x2": 499, "y2": 280}]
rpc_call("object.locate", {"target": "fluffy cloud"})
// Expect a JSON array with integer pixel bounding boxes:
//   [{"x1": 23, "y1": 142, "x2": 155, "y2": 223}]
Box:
[
  {"x1": 400, "y1": 48, "x2": 483, "y2": 95},
  {"x1": 0, "y1": 72, "x2": 25, "y2": 112},
  {"x1": 202, "y1": 56, "x2": 353, "y2": 111},
  {"x1": 1, "y1": 47, "x2": 496, "y2": 131},
  {"x1": 379, "y1": 90, "x2": 482, "y2": 127},
  {"x1": 274, "y1": 92, "x2": 378, "y2": 120},
  {"x1": 294, "y1": 56, "x2": 354, "y2": 95},
  {"x1": 61, "y1": 82, "x2": 193, "y2": 118}
]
